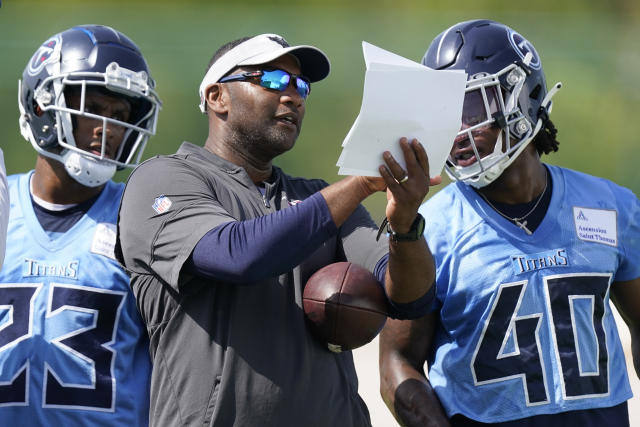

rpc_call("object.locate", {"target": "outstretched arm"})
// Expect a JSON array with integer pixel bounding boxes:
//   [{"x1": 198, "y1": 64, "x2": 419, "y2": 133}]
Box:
[
  {"x1": 611, "y1": 277, "x2": 640, "y2": 379},
  {"x1": 188, "y1": 138, "x2": 439, "y2": 305},
  {"x1": 379, "y1": 312, "x2": 450, "y2": 427},
  {"x1": 377, "y1": 139, "x2": 439, "y2": 305}
]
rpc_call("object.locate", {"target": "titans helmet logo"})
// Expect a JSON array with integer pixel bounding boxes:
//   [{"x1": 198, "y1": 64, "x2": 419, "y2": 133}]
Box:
[
  {"x1": 508, "y1": 30, "x2": 541, "y2": 70},
  {"x1": 28, "y1": 35, "x2": 61, "y2": 76}
]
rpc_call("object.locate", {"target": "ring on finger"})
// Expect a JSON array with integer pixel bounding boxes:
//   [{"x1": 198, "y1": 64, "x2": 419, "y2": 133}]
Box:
[{"x1": 397, "y1": 175, "x2": 409, "y2": 184}]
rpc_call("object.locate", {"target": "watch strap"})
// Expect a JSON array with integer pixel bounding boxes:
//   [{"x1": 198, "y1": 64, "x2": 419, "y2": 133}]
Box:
[{"x1": 378, "y1": 213, "x2": 425, "y2": 243}]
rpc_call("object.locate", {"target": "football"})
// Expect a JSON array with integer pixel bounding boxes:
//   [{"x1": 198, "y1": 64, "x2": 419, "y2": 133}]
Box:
[{"x1": 302, "y1": 262, "x2": 389, "y2": 353}]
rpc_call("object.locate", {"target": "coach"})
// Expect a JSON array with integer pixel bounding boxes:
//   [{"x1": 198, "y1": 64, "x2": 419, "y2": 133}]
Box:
[{"x1": 116, "y1": 33, "x2": 438, "y2": 426}]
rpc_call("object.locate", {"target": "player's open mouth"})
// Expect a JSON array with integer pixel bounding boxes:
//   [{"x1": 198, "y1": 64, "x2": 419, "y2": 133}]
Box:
[
  {"x1": 454, "y1": 151, "x2": 478, "y2": 167},
  {"x1": 88, "y1": 144, "x2": 112, "y2": 159}
]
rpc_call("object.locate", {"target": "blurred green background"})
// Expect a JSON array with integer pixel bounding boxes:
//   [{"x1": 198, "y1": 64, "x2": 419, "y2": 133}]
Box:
[{"x1": 1, "y1": 0, "x2": 638, "y2": 220}]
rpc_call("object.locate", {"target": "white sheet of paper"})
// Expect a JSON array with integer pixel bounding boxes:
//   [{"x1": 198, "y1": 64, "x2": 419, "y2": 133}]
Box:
[
  {"x1": 362, "y1": 41, "x2": 424, "y2": 69},
  {"x1": 337, "y1": 42, "x2": 467, "y2": 177}
]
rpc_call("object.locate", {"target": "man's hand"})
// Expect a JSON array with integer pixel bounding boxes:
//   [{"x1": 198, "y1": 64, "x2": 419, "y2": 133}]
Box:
[
  {"x1": 321, "y1": 137, "x2": 440, "y2": 229},
  {"x1": 379, "y1": 138, "x2": 440, "y2": 232},
  {"x1": 380, "y1": 314, "x2": 451, "y2": 427}
]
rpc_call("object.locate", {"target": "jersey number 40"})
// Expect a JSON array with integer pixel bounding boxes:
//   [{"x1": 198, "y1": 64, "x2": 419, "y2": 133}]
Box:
[{"x1": 471, "y1": 273, "x2": 612, "y2": 406}]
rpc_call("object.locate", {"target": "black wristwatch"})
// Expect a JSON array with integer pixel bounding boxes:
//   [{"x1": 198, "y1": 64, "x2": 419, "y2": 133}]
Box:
[{"x1": 386, "y1": 213, "x2": 426, "y2": 243}]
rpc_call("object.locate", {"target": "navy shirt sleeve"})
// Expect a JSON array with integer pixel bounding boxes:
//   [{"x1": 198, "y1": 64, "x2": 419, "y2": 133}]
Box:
[
  {"x1": 185, "y1": 182, "x2": 434, "y2": 318},
  {"x1": 186, "y1": 192, "x2": 337, "y2": 283},
  {"x1": 374, "y1": 253, "x2": 435, "y2": 320}
]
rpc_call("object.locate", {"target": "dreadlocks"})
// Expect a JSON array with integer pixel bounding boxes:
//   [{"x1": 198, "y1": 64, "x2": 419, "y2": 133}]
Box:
[{"x1": 533, "y1": 118, "x2": 560, "y2": 155}]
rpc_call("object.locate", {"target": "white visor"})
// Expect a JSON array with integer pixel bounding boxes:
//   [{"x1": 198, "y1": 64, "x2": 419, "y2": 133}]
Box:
[{"x1": 198, "y1": 33, "x2": 330, "y2": 112}]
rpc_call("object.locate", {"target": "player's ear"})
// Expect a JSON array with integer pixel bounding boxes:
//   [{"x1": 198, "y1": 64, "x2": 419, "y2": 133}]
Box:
[{"x1": 206, "y1": 83, "x2": 228, "y2": 114}]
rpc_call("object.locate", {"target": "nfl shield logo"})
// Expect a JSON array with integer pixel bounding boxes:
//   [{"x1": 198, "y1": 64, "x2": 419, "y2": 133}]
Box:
[{"x1": 152, "y1": 195, "x2": 172, "y2": 214}]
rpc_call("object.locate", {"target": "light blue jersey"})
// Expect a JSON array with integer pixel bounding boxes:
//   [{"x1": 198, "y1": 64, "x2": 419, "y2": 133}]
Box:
[
  {"x1": 0, "y1": 172, "x2": 150, "y2": 426},
  {"x1": 420, "y1": 164, "x2": 640, "y2": 423}
]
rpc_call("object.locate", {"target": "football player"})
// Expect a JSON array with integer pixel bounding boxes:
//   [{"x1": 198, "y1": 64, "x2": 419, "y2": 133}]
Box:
[
  {"x1": 0, "y1": 25, "x2": 161, "y2": 425},
  {"x1": 380, "y1": 19, "x2": 640, "y2": 426}
]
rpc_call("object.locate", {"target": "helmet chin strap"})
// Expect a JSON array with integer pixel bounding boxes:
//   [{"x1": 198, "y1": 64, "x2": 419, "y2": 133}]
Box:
[
  {"x1": 21, "y1": 117, "x2": 116, "y2": 188},
  {"x1": 62, "y1": 150, "x2": 116, "y2": 187},
  {"x1": 54, "y1": 89, "x2": 118, "y2": 187},
  {"x1": 20, "y1": 94, "x2": 117, "y2": 188},
  {"x1": 469, "y1": 131, "x2": 531, "y2": 188},
  {"x1": 466, "y1": 132, "x2": 511, "y2": 188}
]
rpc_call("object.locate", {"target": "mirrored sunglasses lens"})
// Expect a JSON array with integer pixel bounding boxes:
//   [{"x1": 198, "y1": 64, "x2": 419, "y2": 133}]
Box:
[
  {"x1": 295, "y1": 78, "x2": 310, "y2": 98},
  {"x1": 261, "y1": 70, "x2": 290, "y2": 91}
]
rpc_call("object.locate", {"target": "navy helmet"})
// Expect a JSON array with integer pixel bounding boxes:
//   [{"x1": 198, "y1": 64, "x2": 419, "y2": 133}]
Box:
[
  {"x1": 19, "y1": 25, "x2": 162, "y2": 187},
  {"x1": 423, "y1": 19, "x2": 561, "y2": 187}
]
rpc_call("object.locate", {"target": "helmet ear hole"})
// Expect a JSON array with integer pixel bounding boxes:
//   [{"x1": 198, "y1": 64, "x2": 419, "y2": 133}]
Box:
[
  {"x1": 529, "y1": 84, "x2": 542, "y2": 100},
  {"x1": 34, "y1": 102, "x2": 45, "y2": 117}
]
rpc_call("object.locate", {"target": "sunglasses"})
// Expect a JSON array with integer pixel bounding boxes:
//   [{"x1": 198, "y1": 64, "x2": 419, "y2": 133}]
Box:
[{"x1": 219, "y1": 68, "x2": 311, "y2": 99}]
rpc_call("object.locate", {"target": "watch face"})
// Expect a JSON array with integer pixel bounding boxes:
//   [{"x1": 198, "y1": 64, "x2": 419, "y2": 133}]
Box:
[{"x1": 390, "y1": 214, "x2": 425, "y2": 242}]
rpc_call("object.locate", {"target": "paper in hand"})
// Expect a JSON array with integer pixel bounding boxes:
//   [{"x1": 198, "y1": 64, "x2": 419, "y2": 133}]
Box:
[{"x1": 337, "y1": 41, "x2": 467, "y2": 177}]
